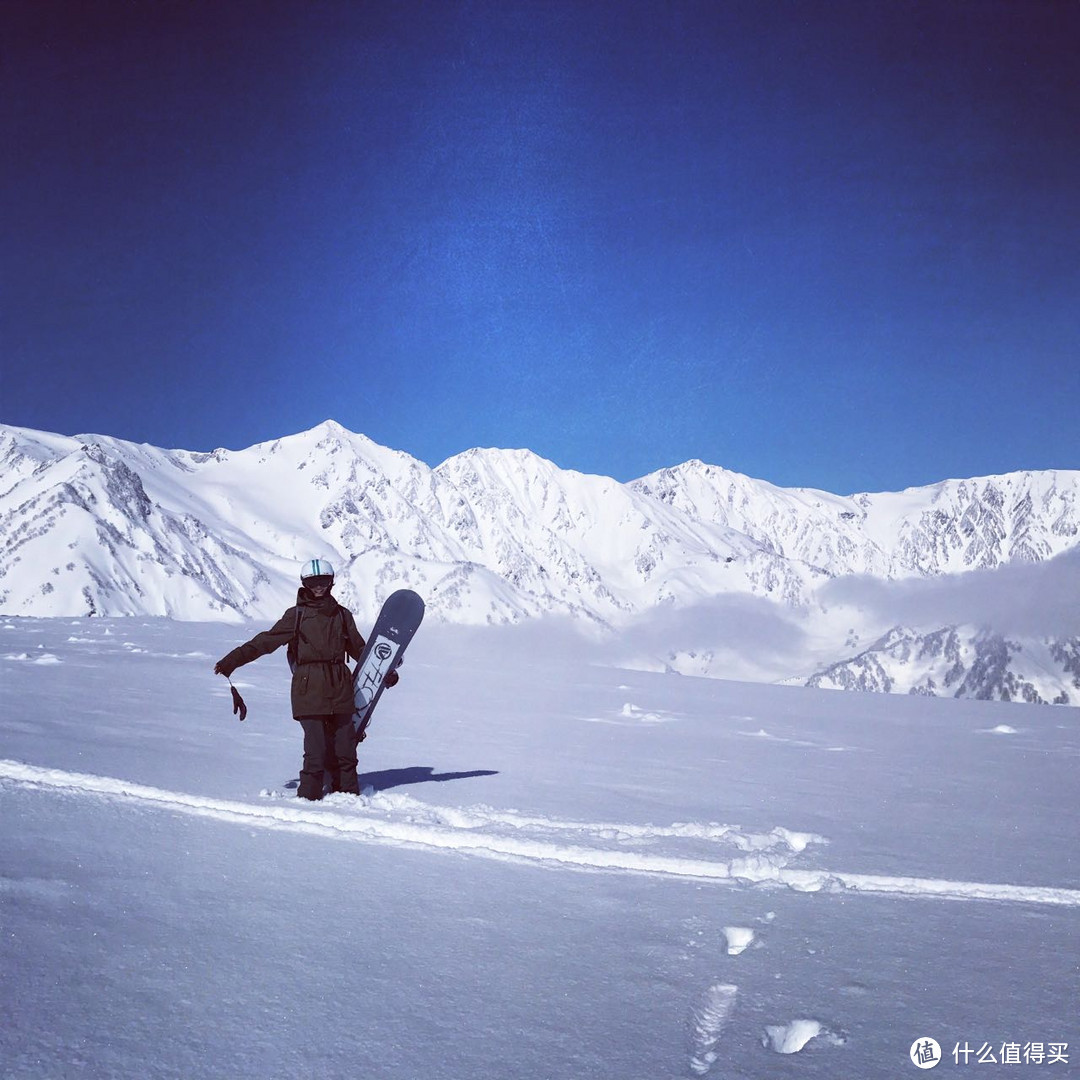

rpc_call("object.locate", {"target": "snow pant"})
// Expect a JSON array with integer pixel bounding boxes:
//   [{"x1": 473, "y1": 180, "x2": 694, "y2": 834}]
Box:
[{"x1": 296, "y1": 713, "x2": 358, "y2": 800}]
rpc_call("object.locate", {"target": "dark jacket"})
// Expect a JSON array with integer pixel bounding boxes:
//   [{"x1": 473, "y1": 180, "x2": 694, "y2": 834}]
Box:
[{"x1": 216, "y1": 589, "x2": 366, "y2": 717}]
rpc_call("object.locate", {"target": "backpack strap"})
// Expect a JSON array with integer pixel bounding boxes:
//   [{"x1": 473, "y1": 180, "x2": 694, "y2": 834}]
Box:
[
  {"x1": 337, "y1": 608, "x2": 353, "y2": 674},
  {"x1": 286, "y1": 607, "x2": 303, "y2": 674}
]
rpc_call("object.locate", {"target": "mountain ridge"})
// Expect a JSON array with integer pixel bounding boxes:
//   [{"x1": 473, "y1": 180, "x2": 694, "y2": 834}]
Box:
[{"x1": 2, "y1": 421, "x2": 1077, "y2": 704}]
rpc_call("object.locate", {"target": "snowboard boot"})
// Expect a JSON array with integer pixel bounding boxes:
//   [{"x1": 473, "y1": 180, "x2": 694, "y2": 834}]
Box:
[{"x1": 296, "y1": 767, "x2": 325, "y2": 801}]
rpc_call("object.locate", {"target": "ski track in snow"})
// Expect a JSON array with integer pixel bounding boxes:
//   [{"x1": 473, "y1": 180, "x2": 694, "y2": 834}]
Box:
[{"x1": 3, "y1": 759, "x2": 1079, "y2": 907}]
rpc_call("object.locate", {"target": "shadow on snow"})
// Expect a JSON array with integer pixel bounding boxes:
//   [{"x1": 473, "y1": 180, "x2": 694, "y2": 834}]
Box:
[
  {"x1": 282, "y1": 767, "x2": 499, "y2": 794},
  {"x1": 358, "y1": 766, "x2": 500, "y2": 792}
]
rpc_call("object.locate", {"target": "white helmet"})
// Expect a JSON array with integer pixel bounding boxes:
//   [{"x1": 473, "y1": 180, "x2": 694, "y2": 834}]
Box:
[{"x1": 300, "y1": 558, "x2": 335, "y2": 582}]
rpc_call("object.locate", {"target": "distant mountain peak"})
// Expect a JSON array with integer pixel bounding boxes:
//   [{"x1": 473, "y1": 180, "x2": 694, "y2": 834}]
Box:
[{"x1": 1, "y1": 422, "x2": 1077, "y2": 704}]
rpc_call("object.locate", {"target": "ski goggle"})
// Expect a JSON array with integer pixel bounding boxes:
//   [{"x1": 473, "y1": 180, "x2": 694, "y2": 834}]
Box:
[{"x1": 303, "y1": 575, "x2": 334, "y2": 589}]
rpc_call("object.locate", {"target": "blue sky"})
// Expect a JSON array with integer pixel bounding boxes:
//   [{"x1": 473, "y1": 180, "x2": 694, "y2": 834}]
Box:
[{"x1": 3, "y1": 0, "x2": 1077, "y2": 493}]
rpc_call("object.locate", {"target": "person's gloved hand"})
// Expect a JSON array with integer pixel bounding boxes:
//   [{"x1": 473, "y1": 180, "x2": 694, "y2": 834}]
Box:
[{"x1": 384, "y1": 669, "x2": 399, "y2": 688}]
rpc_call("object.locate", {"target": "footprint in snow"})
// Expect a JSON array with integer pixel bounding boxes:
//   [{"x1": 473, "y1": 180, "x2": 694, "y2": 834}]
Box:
[
  {"x1": 761, "y1": 1019, "x2": 847, "y2": 1054},
  {"x1": 688, "y1": 983, "x2": 738, "y2": 1076},
  {"x1": 720, "y1": 926, "x2": 756, "y2": 955}
]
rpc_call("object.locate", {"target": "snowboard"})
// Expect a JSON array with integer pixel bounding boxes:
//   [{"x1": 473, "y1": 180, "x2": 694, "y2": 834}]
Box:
[{"x1": 352, "y1": 588, "x2": 425, "y2": 740}]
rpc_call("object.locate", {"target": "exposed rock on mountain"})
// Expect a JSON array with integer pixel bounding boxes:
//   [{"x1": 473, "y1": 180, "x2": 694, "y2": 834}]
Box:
[
  {"x1": 631, "y1": 461, "x2": 1079, "y2": 577},
  {"x1": 806, "y1": 625, "x2": 1080, "y2": 705},
  {"x1": 1, "y1": 421, "x2": 1076, "y2": 705}
]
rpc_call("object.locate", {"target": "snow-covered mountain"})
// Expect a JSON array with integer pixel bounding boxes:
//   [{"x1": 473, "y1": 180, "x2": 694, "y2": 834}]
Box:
[
  {"x1": 1, "y1": 420, "x2": 1077, "y2": 704},
  {"x1": 806, "y1": 625, "x2": 1080, "y2": 705},
  {"x1": 631, "y1": 459, "x2": 1080, "y2": 578},
  {"x1": 0, "y1": 421, "x2": 823, "y2": 624}
]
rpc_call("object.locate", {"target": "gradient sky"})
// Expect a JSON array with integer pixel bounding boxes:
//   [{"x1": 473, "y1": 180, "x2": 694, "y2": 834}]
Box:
[{"x1": 3, "y1": 0, "x2": 1078, "y2": 493}]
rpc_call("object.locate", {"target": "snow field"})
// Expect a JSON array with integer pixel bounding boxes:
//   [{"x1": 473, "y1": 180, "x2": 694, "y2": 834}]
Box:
[{"x1": 1, "y1": 615, "x2": 1078, "y2": 1078}]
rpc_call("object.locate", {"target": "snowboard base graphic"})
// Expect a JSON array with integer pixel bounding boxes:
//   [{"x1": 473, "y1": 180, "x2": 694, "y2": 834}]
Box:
[{"x1": 352, "y1": 589, "x2": 425, "y2": 739}]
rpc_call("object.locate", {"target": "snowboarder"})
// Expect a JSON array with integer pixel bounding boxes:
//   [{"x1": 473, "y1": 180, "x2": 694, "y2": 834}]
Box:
[{"x1": 213, "y1": 559, "x2": 397, "y2": 800}]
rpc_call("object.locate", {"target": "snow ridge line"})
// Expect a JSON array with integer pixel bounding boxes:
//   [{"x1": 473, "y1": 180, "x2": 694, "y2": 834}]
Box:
[
  {"x1": 353, "y1": 790, "x2": 824, "y2": 853},
  {"x1": 3, "y1": 760, "x2": 1079, "y2": 906}
]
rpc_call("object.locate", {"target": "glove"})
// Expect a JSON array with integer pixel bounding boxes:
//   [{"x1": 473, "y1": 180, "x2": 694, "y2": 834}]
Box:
[
  {"x1": 384, "y1": 669, "x2": 399, "y2": 688},
  {"x1": 230, "y1": 685, "x2": 248, "y2": 721}
]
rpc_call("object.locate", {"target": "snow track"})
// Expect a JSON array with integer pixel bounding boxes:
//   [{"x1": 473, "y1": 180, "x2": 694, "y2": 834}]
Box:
[
  {"x1": 3, "y1": 758, "x2": 1078, "y2": 906},
  {"x1": 688, "y1": 983, "x2": 738, "y2": 1075}
]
